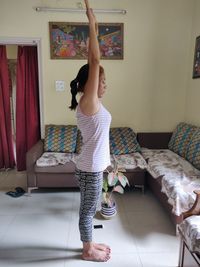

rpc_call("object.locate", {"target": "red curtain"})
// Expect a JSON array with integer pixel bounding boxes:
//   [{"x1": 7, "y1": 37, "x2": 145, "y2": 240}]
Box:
[
  {"x1": 16, "y1": 46, "x2": 40, "y2": 171},
  {"x1": 0, "y1": 46, "x2": 15, "y2": 169}
]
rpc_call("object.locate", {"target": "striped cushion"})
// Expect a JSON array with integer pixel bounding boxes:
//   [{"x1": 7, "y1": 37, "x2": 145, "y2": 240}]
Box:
[
  {"x1": 186, "y1": 129, "x2": 200, "y2": 170},
  {"x1": 110, "y1": 127, "x2": 141, "y2": 155},
  {"x1": 168, "y1": 122, "x2": 197, "y2": 158},
  {"x1": 44, "y1": 125, "x2": 77, "y2": 153}
]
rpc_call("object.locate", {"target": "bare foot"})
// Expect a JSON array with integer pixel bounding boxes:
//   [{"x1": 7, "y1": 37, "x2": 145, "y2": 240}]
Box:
[
  {"x1": 93, "y1": 243, "x2": 111, "y2": 252},
  {"x1": 82, "y1": 246, "x2": 110, "y2": 262}
]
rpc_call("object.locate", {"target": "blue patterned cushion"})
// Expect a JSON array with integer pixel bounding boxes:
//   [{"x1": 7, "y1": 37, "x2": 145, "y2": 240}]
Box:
[
  {"x1": 168, "y1": 122, "x2": 197, "y2": 158},
  {"x1": 76, "y1": 129, "x2": 83, "y2": 154},
  {"x1": 186, "y1": 129, "x2": 200, "y2": 170},
  {"x1": 44, "y1": 125, "x2": 78, "y2": 153},
  {"x1": 109, "y1": 127, "x2": 141, "y2": 155}
]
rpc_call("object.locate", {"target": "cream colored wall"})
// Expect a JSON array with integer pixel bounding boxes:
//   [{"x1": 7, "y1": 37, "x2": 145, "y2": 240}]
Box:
[
  {"x1": 0, "y1": 0, "x2": 195, "y2": 132},
  {"x1": 185, "y1": 0, "x2": 200, "y2": 127},
  {"x1": 6, "y1": 45, "x2": 17, "y2": 59}
]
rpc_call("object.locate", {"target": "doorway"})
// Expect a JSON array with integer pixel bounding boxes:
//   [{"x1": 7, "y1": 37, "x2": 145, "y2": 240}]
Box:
[
  {"x1": 0, "y1": 37, "x2": 44, "y2": 136},
  {"x1": 0, "y1": 37, "x2": 44, "y2": 170}
]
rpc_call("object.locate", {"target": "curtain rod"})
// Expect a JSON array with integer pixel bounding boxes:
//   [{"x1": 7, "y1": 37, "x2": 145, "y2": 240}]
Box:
[{"x1": 35, "y1": 7, "x2": 127, "y2": 15}]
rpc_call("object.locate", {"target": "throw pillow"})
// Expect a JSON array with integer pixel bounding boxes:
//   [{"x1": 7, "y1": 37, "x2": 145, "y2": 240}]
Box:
[
  {"x1": 110, "y1": 127, "x2": 141, "y2": 155},
  {"x1": 186, "y1": 128, "x2": 200, "y2": 170},
  {"x1": 44, "y1": 125, "x2": 78, "y2": 153},
  {"x1": 168, "y1": 122, "x2": 197, "y2": 158},
  {"x1": 76, "y1": 129, "x2": 83, "y2": 154}
]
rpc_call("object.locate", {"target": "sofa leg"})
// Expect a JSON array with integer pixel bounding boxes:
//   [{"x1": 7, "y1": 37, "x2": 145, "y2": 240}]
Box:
[
  {"x1": 27, "y1": 187, "x2": 38, "y2": 196},
  {"x1": 134, "y1": 185, "x2": 145, "y2": 194},
  {"x1": 176, "y1": 224, "x2": 181, "y2": 236},
  {"x1": 178, "y1": 237, "x2": 184, "y2": 267}
]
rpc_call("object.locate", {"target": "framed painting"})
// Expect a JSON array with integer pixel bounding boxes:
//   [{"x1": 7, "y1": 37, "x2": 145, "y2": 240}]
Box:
[
  {"x1": 49, "y1": 22, "x2": 123, "y2": 60},
  {"x1": 193, "y1": 35, "x2": 200, "y2": 79}
]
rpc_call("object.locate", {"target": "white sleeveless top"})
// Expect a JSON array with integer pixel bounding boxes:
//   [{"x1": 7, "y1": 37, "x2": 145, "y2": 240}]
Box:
[{"x1": 76, "y1": 103, "x2": 112, "y2": 172}]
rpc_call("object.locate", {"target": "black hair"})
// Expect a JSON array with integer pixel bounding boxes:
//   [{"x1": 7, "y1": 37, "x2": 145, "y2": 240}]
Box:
[
  {"x1": 69, "y1": 64, "x2": 104, "y2": 110},
  {"x1": 69, "y1": 64, "x2": 89, "y2": 110}
]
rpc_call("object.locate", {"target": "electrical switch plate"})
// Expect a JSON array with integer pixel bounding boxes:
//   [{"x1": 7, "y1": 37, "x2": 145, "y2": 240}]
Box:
[{"x1": 55, "y1": 80, "x2": 65, "y2": 91}]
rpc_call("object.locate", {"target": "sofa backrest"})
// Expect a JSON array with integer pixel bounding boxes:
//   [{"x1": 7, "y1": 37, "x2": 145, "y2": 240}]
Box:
[{"x1": 137, "y1": 132, "x2": 172, "y2": 149}]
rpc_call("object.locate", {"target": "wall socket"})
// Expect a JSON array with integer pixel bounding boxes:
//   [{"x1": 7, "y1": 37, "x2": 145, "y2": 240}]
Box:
[{"x1": 55, "y1": 80, "x2": 65, "y2": 91}]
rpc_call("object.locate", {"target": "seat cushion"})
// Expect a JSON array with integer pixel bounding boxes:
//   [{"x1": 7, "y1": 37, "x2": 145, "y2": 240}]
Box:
[
  {"x1": 111, "y1": 153, "x2": 147, "y2": 170},
  {"x1": 36, "y1": 152, "x2": 72, "y2": 167},
  {"x1": 35, "y1": 161, "x2": 76, "y2": 173},
  {"x1": 141, "y1": 148, "x2": 200, "y2": 216},
  {"x1": 179, "y1": 215, "x2": 200, "y2": 254}
]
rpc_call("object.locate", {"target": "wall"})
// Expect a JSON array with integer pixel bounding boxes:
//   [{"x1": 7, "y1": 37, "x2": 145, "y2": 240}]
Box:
[
  {"x1": 185, "y1": 0, "x2": 200, "y2": 127},
  {"x1": 0, "y1": 0, "x2": 195, "y2": 132},
  {"x1": 6, "y1": 45, "x2": 17, "y2": 59}
]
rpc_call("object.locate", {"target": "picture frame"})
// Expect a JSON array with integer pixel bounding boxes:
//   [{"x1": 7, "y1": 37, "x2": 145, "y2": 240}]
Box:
[
  {"x1": 49, "y1": 22, "x2": 123, "y2": 60},
  {"x1": 192, "y1": 35, "x2": 200, "y2": 79}
]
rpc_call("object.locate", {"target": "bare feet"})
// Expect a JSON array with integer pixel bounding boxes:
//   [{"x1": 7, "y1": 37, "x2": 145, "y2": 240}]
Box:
[
  {"x1": 93, "y1": 243, "x2": 111, "y2": 252},
  {"x1": 82, "y1": 242, "x2": 111, "y2": 262}
]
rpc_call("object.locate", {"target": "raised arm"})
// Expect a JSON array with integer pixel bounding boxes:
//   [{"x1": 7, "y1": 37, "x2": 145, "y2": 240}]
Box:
[
  {"x1": 80, "y1": 0, "x2": 100, "y2": 115},
  {"x1": 85, "y1": 0, "x2": 99, "y2": 64}
]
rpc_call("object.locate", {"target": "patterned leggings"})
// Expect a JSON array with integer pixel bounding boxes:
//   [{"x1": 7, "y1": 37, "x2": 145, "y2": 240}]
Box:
[{"x1": 75, "y1": 169, "x2": 103, "y2": 242}]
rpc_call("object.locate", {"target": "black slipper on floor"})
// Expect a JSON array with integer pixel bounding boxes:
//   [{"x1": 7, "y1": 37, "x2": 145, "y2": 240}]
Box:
[
  {"x1": 15, "y1": 187, "x2": 25, "y2": 194},
  {"x1": 6, "y1": 191, "x2": 17, "y2": 197},
  {"x1": 6, "y1": 187, "x2": 25, "y2": 198}
]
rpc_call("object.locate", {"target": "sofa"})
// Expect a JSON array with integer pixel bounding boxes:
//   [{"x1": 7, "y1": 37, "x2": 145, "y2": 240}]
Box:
[
  {"x1": 26, "y1": 125, "x2": 147, "y2": 194},
  {"x1": 138, "y1": 122, "x2": 200, "y2": 228},
  {"x1": 177, "y1": 191, "x2": 200, "y2": 266},
  {"x1": 26, "y1": 122, "x2": 200, "y2": 230}
]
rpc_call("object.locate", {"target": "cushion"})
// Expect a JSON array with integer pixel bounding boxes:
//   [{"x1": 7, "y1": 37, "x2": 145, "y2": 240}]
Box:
[
  {"x1": 168, "y1": 122, "x2": 197, "y2": 158},
  {"x1": 186, "y1": 128, "x2": 200, "y2": 170},
  {"x1": 109, "y1": 127, "x2": 141, "y2": 155},
  {"x1": 141, "y1": 148, "x2": 200, "y2": 216},
  {"x1": 76, "y1": 129, "x2": 83, "y2": 154},
  {"x1": 179, "y1": 215, "x2": 200, "y2": 254},
  {"x1": 112, "y1": 153, "x2": 147, "y2": 170},
  {"x1": 36, "y1": 152, "x2": 72, "y2": 167},
  {"x1": 44, "y1": 125, "x2": 78, "y2": 153}
]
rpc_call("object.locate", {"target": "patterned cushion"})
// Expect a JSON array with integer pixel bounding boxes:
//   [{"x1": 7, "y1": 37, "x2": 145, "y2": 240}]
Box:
[
  {"x1": 44, "y1": 125, "x2": 78, "y2": 153},
  {"x1": 112, "y1": 153, "x2": 147, "y2": 170},
  {"x1": 168, "y1": 122, "x2": 197, "y2": 158},
  {"x1": 76, "y1": 129, "x2": 83, "y2": 154},
  {"x1": 179, "y1": 215, "x2": 200, "y2": 254},
  {"x1": 109, "y1": 127, "x2": 141, "y2": 155},
  {"x1": 36, "y1": 152, "x2": 72, "y2": 167},
  {"x1": 186, "y1": 129, "x2": 200, "y2": 170}
]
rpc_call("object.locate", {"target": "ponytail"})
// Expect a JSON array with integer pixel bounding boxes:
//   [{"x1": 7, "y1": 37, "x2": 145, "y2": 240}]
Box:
[
  {"x1": 69, "y1": 79, "x2": 78, "y2": 110},
  {"x1": 69, "y1": 64, "x2": 90, "y2": 111}
]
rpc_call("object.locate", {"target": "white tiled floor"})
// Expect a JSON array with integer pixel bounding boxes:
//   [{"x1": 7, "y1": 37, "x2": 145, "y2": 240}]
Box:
[{"x1": 0, "y1": 169, "x2": 180, "y2": 267}]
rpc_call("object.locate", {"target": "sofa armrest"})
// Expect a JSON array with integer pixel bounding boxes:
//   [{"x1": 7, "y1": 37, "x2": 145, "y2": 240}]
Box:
[
  {"x1": 182, "y1": 191, "x2": 200, "y2": 219},
  {"x1": 26, "y1": 140, "x2": 44, "y2": 187},
  {"x1": 137, "y1": 132, "x2": 172, "y2": 149}
]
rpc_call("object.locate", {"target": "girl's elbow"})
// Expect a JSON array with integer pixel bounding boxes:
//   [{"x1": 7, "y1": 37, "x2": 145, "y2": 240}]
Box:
[{"x1": 90, "y1": 57, "x2": 100, "y2": 65}]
